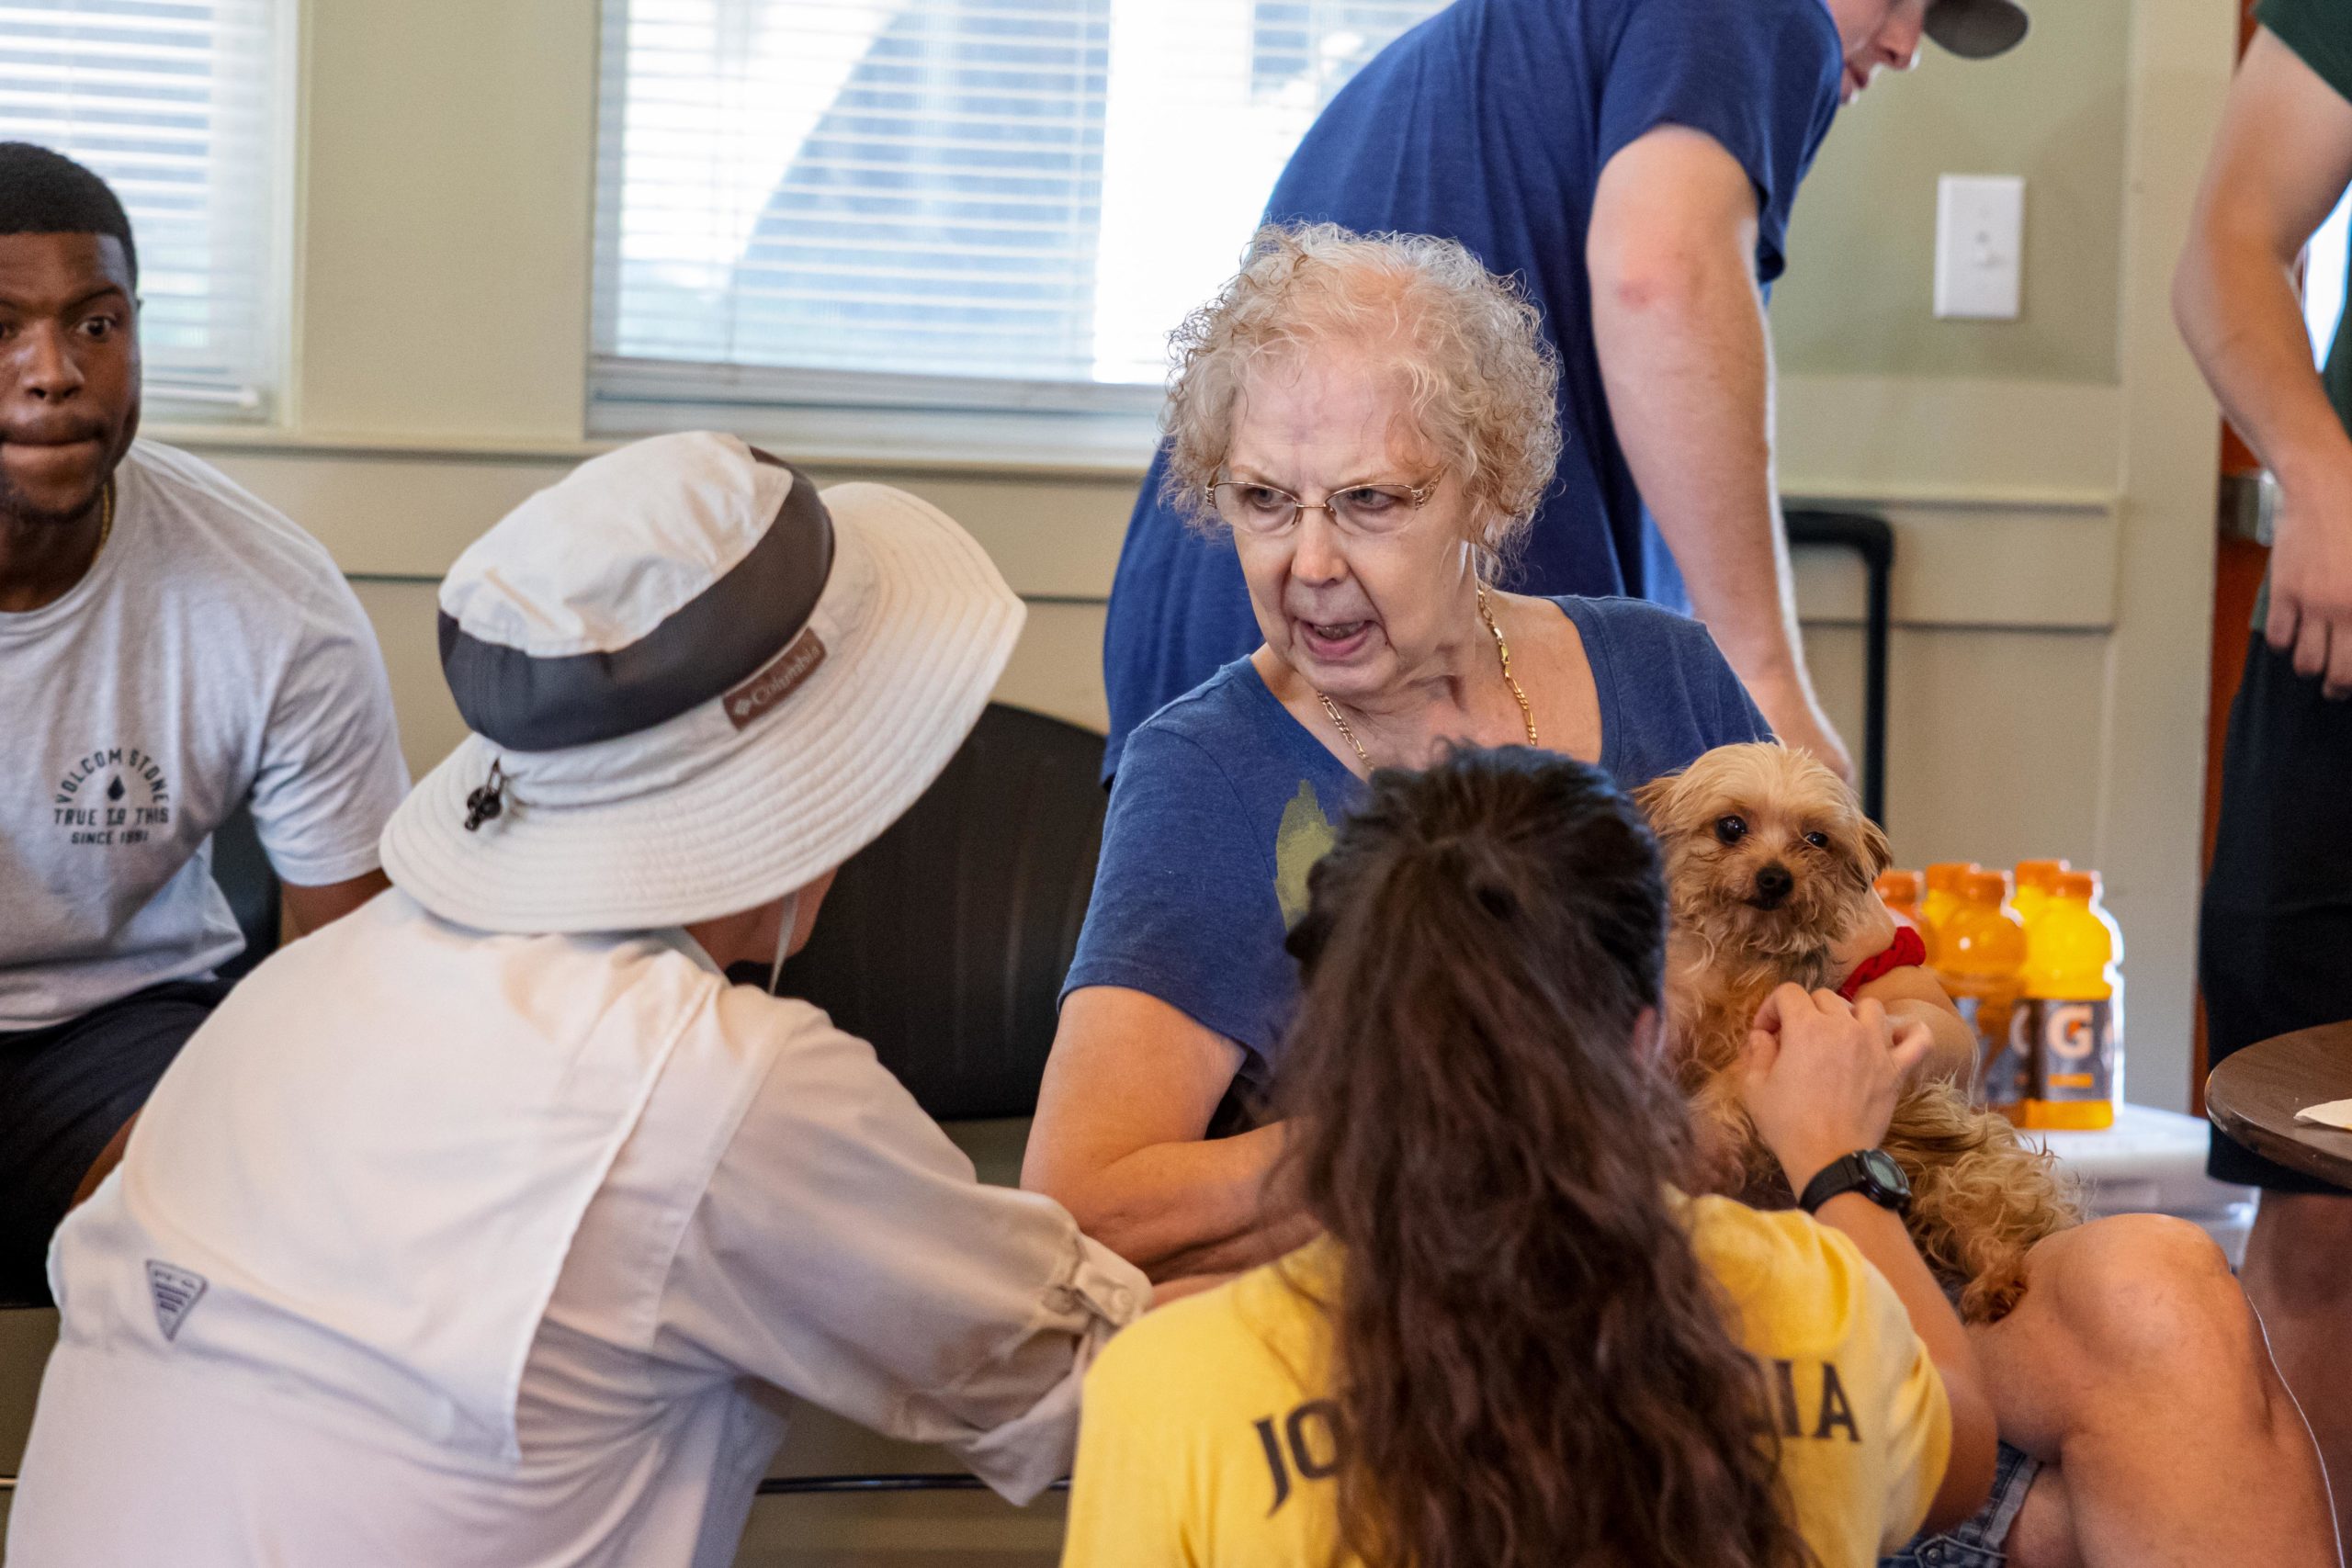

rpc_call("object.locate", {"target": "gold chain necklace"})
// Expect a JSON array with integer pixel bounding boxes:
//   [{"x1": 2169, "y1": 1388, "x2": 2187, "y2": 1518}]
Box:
[{"x1": 1317, "y1": 582, "x2": 1538, "y2": 769}]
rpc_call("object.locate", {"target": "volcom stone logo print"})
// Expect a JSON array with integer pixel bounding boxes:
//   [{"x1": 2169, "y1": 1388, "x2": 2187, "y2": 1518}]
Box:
[{"x1": 51, "y1": 744, "x2": 172, "y2": 848}]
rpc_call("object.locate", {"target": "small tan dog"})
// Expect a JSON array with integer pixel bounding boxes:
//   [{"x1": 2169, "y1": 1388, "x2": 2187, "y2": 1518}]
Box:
[{"x1": 1634, "y1": 743, "x2": 2078, "y2": 1323}]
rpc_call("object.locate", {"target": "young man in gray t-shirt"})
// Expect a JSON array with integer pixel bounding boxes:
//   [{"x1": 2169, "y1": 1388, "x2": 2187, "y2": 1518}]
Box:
[{"x1": 0, "y1": 144, "x2": 409, "y2": 1302}]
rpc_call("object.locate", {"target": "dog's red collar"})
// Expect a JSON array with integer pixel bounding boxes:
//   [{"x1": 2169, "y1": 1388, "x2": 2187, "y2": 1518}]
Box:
[{"x1": 1838, "y1": 924, "x2": 1928, "y2": 1000}]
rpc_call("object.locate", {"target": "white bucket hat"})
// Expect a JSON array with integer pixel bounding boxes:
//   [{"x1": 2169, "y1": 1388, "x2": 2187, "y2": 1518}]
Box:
[{"x1": 380, "y1": 432, "x2": 1025, "y2": 934}]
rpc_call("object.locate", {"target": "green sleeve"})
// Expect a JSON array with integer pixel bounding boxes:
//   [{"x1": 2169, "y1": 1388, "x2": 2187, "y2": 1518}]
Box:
[
  {"x1": 2256, "y1": 0, "x2": 2352, "y2": 445},
  {"x1": 2257, "y1": 0, "x2": 2352, "y2": 105}
]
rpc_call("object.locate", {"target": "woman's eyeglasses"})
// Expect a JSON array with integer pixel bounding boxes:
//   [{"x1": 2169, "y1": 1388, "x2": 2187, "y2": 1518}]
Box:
[{"x1": 1205, "y1": 477, "x2": 1437, "y2": 538}]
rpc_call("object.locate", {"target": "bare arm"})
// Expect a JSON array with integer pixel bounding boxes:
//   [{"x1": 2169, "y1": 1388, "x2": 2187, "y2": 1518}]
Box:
[
  {"x1": 1831, "y1": 896, "x2": 1976, "y2": 1087},
  {"x1": 1740, "y1": 985, "x2": 1999, "y2": 1535},
  {"x1": 2174, "y1": 27, "x2": 2352, "y2": 697},
  {"x1": 1589, "y1": 125, "x2": 1849, "y2": 778},
  {"x1": 676, "y1": 994, "x2": 1151, "y2": 1505},
  {"x1": 281, "y1": 867, "x2": 390, "y2": 940},
  {"x1": 1022, "y1": 987, "x2": 1318, "y2": 1281},
  {"x1": 1859, "y1": 971, "x2": 1976, "y2": 1090},
  {"x1": 1814, "y1": 1190, "x2": 1997, "y2": 1534}
]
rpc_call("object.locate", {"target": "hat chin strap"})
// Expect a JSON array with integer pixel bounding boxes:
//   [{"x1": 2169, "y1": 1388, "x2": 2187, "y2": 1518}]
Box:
[{"x1": 765, "y1": 889, "x2": 801, "y2": 996}]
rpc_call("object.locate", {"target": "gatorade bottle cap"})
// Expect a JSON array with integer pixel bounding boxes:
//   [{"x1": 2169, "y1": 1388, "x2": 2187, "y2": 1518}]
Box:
[
  {"x1": 1926, "y1": 862, "x2": 1979, "y2": 892},
  {"x1": 2015, "y1": 859, "x2": 2069, "y2": 891},
  {"x1": 2056, "y1": 870, "x2": 2100, "y2": 899},
  {"x1": 1876, "y1": 869, "x2": 1922, "y2": 902},
  {"x1": 1963, "y1": 869, "x2": 2012, "y2": 905}
]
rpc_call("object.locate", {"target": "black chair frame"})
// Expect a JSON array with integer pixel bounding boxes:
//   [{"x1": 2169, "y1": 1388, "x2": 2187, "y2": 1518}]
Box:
[{"x1": 1784, "y1": 509, "x2": 1894, "y2": 827}]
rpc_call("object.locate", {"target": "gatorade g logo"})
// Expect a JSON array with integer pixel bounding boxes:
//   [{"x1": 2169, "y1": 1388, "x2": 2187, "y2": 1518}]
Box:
[
  {"x1": 2018, "y1": 998, "x2": 2115, "y2": 1100},
  {"x1": 2045, "y1": 1003, "x2": 2099, "y2": 1062},
  {"x1": 1981, "y1": 1031, "x2": 2026, "y2": 1110},
  {"x1": 1952, "y1": 991, "x2": 2016, "y2": 1070}
]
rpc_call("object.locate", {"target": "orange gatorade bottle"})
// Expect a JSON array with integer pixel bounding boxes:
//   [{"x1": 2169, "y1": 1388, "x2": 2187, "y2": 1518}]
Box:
[
  {"x1": 1937, "y1": 871, "x2": 2027, "y2": 1112},
  {"x1": 1920, "y1": 863, "x2": 1978, "y2": 965},
  {"x1": 2016, "y1": 871, "x2": 2123, "y2": 1131},
  {"x1": 1874, "y1": 869, "x2": 1936, "y2": 960},
  {"x1": 2011, "y1": 859, "x2": 2070, "y2": 932}
]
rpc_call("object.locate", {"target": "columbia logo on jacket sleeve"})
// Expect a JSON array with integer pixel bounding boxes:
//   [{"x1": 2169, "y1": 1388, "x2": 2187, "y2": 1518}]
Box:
[{"x1": 145, "y1": 1259, "x2": 208, "y2": 1341}]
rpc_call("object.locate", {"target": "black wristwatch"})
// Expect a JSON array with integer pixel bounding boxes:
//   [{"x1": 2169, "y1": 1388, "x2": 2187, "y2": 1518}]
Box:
[{"x1": 1797, "y1": 1149, "x2": 1913, "y2": 1216}]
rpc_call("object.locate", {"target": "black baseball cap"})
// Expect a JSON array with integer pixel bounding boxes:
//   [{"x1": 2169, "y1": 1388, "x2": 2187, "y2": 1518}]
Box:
[{"x1": 1927, "y1": 0, "x2": 2030, "y2": 58}]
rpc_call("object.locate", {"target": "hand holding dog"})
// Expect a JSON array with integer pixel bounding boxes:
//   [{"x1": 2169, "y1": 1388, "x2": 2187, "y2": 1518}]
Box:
[{"x1": 1738, "y1": 984, "x2": 1934, "y2": 1195}]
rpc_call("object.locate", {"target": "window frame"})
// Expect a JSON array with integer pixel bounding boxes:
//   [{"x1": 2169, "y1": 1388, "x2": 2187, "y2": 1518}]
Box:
[
  {"x1": 586, "y1": 355, "x2": 1166, "y2": 469},
  {"x1": 2, "y1": 0, "x2": 300, "y2": 427},
  {"x1": 586, "y1": 0, "x2": 1448, "y2": 466}
]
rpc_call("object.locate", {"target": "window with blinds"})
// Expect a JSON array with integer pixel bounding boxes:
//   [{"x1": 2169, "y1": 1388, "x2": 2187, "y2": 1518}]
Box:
[
  {"x1": 593, "y1": 0, "x2": 1445, "y2": 419},
  {"x1": 0, "y1": 0, "x2": 288, "y2": 419}
]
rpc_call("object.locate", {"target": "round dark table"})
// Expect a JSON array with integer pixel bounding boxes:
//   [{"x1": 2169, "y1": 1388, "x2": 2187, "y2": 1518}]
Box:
[{"x1": 2206, "y1": 1021, "x2": 2352, "y2": 1191}]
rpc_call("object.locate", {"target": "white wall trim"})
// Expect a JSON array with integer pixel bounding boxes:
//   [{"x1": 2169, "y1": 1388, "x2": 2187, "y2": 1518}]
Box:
[
  {"x1": 163, "y1": 367, "x2": 2132, "y2": 502},
  {"x1": 178, "y1": 431, "x2": 2125, "y2": 637}
]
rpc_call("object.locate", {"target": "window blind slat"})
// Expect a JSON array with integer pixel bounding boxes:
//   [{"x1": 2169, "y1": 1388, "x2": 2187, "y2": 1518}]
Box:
[
  {"x1": 594, "y1": 0, "x2": 1443, "y2": 396},
  {"x1": 1, "y1": 0, "x2": 283, "y2": 414}
]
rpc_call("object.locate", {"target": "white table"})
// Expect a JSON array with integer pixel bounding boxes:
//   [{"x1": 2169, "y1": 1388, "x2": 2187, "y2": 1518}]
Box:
[{"x1": 2027, "y1": 1102, "x2": 2258, "y2": 1266}]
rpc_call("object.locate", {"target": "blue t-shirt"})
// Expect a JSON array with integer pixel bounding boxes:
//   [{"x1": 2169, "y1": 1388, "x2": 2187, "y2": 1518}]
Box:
[
  {"x1": 1065, "y1": 598, "x2": 1772, "y2": 1090},
  {"x1": 1099, "y1": 0, "x2": 1842, "y2": 778}
]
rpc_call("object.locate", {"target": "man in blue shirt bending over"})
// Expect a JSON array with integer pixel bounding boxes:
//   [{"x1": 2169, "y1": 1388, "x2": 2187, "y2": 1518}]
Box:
[{"x1": 1101, "y1": 0, "x2": 2028, "y2": 781}]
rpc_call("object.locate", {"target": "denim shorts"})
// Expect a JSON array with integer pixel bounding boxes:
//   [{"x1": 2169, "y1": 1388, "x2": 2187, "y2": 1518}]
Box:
[{"x1": 1881, "y1": 1441, "x2": 2040, "y2": 1568}]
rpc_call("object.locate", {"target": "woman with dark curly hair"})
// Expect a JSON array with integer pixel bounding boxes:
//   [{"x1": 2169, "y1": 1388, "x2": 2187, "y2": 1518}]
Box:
[{"x1": 1059, "y1": 749, "x2": 1993, "y2": 1567}]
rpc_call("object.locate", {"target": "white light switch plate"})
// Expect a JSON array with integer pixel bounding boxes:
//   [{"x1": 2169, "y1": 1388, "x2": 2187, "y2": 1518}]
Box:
[{"x1": 1934, "y1": 174, "x2": 2024, "y2": 320}]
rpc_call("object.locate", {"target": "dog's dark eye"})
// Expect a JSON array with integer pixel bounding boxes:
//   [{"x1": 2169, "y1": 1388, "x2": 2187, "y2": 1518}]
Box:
[
  {"x1": 1804, "y1": 830, "x2": 1829, "y2": 849},
  {"x1": 1713, "y1": 815, "x2": 1747, "y2": 844}
]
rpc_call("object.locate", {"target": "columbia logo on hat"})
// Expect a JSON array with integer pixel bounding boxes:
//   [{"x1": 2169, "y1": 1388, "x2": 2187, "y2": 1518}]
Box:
[{"x1": 725, "y1": 626, "x2": 828, "y2": 731}]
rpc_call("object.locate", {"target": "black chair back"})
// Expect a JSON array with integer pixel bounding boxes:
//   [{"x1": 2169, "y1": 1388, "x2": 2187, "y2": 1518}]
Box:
[
  {"x1": 1783, "y1": 508, "x2": 1894, "y2": 827},
  {"x1": 209, "y1": 800, "x2": 281, "y2": 982},
  {"x1": 775, "y1": 705, "x2": 1108, "y2": 1122}
]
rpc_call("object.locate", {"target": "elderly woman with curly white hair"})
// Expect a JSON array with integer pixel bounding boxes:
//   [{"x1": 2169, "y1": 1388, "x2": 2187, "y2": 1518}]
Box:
[
  {"x1": 1024, "y1": 223, "x2": 2342, "y2": 1568},
  {"x1": 1026, "y1": 221, "x2": 1962, "y2": 1269}
]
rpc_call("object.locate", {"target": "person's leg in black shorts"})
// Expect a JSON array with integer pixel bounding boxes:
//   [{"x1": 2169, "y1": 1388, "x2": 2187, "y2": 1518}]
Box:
[
  {"x1": 2200, "y1": 628, "x2": 2352, "y2": 1537},
  {"x1": 0, "y1": 979, "x2": 229, "y2": 1304}
]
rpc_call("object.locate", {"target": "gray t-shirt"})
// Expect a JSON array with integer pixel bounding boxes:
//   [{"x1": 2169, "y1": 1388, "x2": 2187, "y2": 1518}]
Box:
[{"x1": 0, "y1": 440, "x2": 409, "y2": 1029}]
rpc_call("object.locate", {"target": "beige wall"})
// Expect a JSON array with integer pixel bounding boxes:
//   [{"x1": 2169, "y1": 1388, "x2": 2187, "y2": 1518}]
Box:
[
  {"x1": 1771, "y1": 0, "x2": 2133, "y2": 382},
  {"x1": 155, "y1": 0, "x2": 2239, "y2": 1112}
]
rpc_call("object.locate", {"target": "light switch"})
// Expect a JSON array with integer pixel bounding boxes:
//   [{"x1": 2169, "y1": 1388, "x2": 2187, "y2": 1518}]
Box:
[{"x1": 1934, "y1": 174, "x2": 2024, "y2": 320}]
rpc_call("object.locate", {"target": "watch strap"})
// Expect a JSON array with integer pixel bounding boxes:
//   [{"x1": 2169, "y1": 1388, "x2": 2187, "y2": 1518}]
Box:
[{"x1": 1797, "y1": 1150, "x2": 1911, "y2": 1216}]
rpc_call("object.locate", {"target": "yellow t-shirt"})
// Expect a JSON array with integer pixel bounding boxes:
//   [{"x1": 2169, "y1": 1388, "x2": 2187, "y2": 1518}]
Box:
[{"x1": 1061, "y1": 1195, "x2": 1949, "y2": 1568}]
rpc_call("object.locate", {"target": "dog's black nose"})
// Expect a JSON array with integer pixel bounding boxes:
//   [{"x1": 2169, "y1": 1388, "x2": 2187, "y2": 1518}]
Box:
[{"x1": 1754, "y1": 863, "x2": 1793, "y2": 907}]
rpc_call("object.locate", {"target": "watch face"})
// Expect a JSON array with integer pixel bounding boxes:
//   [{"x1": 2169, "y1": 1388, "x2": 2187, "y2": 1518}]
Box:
[{"x1": 1860, "y1": 1149, "x2": 1909, "y2": 1194}]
